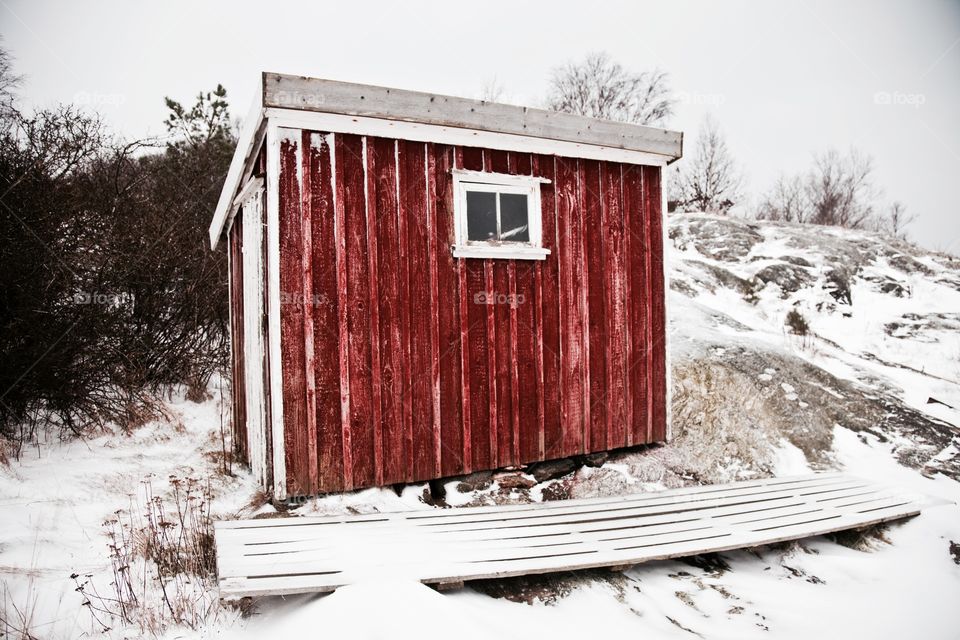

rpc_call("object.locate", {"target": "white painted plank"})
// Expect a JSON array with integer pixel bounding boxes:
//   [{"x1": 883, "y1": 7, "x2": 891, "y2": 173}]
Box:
[
  {"x1": 215, "y1": 472, "x2": 851, "y2": 531},
  {"x1": 215, "y1": 474, "x2": 921, "y2": 599},
  {"x1": 214, "y1": 486, "x2": 892, "y2": 573},
  {"x1": 215, "y1": 477, "x2": 867, "y2": 549},
  {"x1": 216, "y1": 483, "x2": 882, "y2": 561}
]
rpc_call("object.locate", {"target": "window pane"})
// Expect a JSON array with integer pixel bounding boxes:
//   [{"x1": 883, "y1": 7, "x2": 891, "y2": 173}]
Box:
[
  {"x1": 499, "y1": 193, "x2": 529, "y2": 242},
  {"x1": 466, "y1": 191, "x2": 497, "y2": 241}
]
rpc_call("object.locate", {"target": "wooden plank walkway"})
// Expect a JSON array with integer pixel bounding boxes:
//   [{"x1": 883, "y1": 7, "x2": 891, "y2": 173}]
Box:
[{"x1": 214, "y1": 472, "x2": 921, "y2": 599}]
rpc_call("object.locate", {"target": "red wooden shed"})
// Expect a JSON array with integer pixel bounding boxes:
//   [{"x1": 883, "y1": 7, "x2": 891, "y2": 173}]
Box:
[{"x1": 210, "y1": 73, "x2": 682, "y2": 499}]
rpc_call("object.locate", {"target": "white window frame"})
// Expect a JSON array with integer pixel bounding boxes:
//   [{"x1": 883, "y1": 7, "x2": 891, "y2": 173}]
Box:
[{"x1": 452, "y1": 169, "x2": 551, "y2": 260}]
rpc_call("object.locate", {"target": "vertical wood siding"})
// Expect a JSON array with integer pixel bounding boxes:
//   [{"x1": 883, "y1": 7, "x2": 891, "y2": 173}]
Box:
[
  {"x1": 228, "y1": 219, "x2": 247, "y2": 463},
  {"x1": 275, "y1": 127, "x2": 667, "y2": 495}
]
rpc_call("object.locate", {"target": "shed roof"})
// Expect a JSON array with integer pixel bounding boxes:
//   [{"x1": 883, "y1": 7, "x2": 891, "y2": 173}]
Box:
[{"x1": 209, "y1": 72, "x2": 683, "y2": 248}]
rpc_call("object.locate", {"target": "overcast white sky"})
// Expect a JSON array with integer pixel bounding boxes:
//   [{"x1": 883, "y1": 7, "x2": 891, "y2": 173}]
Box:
[{"x1": 3, "y1": 0, "x2": 958, "y2": 251}]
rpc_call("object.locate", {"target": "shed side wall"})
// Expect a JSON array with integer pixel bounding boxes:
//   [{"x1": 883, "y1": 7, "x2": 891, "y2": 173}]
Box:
[{"x1": 276, "y1": 128, "x2": 667, "y2": 496}]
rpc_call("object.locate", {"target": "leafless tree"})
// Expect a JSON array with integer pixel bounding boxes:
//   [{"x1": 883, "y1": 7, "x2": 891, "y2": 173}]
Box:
[
  {"x1": 672, "y1": 115, "x2": 742, "y2": 213},
  {"x1": 757, "y1": 148, "x2": 879, "y2": 229},
  {"x1": 0, "y1": 41, "x2": 22, "y2": 128},
  {"x1": 479, "y1": 76, "x2": 506, "y2": 103},
  {"x1": 546, "y1": 52, "x2": 674, "y2": 126},
  {"x1": 806, "y1": 148, "x2": 876, "y2": 229},
  {"x1": 757, "y1": 174, "x2": 810, "y2": 223},
  {"x1": 876, "y1": 201, "x2": 916, "y2": 239}
]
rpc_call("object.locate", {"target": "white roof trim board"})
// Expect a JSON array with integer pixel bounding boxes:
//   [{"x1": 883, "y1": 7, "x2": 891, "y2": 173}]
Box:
[{"x1": 209, "y1": 72, "x2": 684, "y2": 249}]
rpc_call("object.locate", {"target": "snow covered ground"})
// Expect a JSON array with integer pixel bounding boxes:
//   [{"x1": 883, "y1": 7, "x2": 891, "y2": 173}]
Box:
[{"x1": 2, "y1": 213, "x2": 959, "y2": 639}]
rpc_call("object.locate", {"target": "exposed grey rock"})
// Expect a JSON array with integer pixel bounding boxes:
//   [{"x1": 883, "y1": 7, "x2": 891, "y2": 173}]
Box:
[
  {"x1": 883, "y1": 312, "x2": 960, "y2": 341},
  {"x1": 862, "y1": 273, "x2": 909, "y2": 297},
  {"x1": 455, "y1": 470, "x2": 493, "y2": 492},
  {"x1": 753, "y1": 263, "x2": 814, "y2": 296},
  {"x1": 493, "y1": 471, "x2": 537, "y2": 490},
  {"x1": 672, "y1": 216, "x2": 764, "y2": 262},
  {"x1": 527, "y1": 458, "x2": 578, "y2": 483},
  {"x1": 824, "y1": 267, "x2": 853, "y2": 305},
  {"x1": 749, "y1": 254, "x2": 814, "y2": 268},
  {"x1": 936, "y1": 275, "x2": 960, "y2": 292},
  {"x1": 684, "y1": 260, "x2": 754, "y2": 296},
  {"x1": 888, "y1": 253, "x2": 934, "y2": 276},
  {"x1": 779, "y1": 255, "x2": 814, "y2": 268},
  {"x1": 670, "y1": 278, "x2": 699, "y2": 297},
  {"x1": 580, "y1": 452, "x2": 610, "y2": 468}
]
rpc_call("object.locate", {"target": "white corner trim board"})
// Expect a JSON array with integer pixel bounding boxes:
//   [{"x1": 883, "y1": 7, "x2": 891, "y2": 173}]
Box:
[{"x1": 265, "y1": 121, "x2": 287, "y2": 500}]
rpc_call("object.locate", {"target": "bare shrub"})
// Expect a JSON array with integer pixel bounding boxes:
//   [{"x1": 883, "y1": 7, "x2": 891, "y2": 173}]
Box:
[
  {"x1": 73, "y1": 475, "x2": 224, "y2": 636},
  {"x1": 0, "y1": 52, "x2": 232, "y2": 452},
  {"x1": 785, "y1": 309, "x2": 809, "y2": 336},
  {"x1": 0, "y1": 579, "x2": 39, "y2": 640}
]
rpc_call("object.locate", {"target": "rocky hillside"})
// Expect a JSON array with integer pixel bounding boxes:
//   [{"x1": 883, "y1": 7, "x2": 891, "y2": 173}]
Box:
[{"x1": 664, "y1": 213, "x2": 960, "y2": 483}]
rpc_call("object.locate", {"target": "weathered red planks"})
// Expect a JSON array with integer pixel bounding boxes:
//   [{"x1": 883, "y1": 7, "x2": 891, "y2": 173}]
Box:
[
  {"x1": 306, "y1": 133, "x2": 344, "y2": 493},
  {"x1": 488, "y1": 149, "x2": 514, "y2": 467},
  {"x1": 506, "y1": 152, "x2": 538, "y2": 464},
  {"x1": 555, "y1": 156, "x2": 586, "y2": 456},
  {"x1": 299, "y1": 131, "x2": 319, "y2": 494},
  {"x1": 533, "y1": 155, "x2": 562, "y2": 460},
  {"x1": 463, "y1": 260, "x2": 491, "y2": 470},
  {"x1": 338, "y1": 133, "x2": 376, "y2": 489},
  {"x1": 581, "y1": 159, "x2": 606, "y2": 453},
  {"x1": 602, "y1": 162, "x2": 628, "y2": 450},
  {"x1": 278, "y1": 135, "x2": 310, "y2": 496},
  {"x1": 622, "y1": 165, "x2": 649, "y2": 446},
  {"x1": 271, "y1": 134, "x2": 668, "y2": 497},
  {"x1": 432, "y1": 144, "x2": 466, "y2": 477},
  {"x1": 399, "y1": 139, "x2": 437, "y2": 482},
  {"x1": 369, "y1": 137, "x2": 405, "y2": 485},
  {"x1": 644, "y1": 165, "x2": 668, "y2": 442}
]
